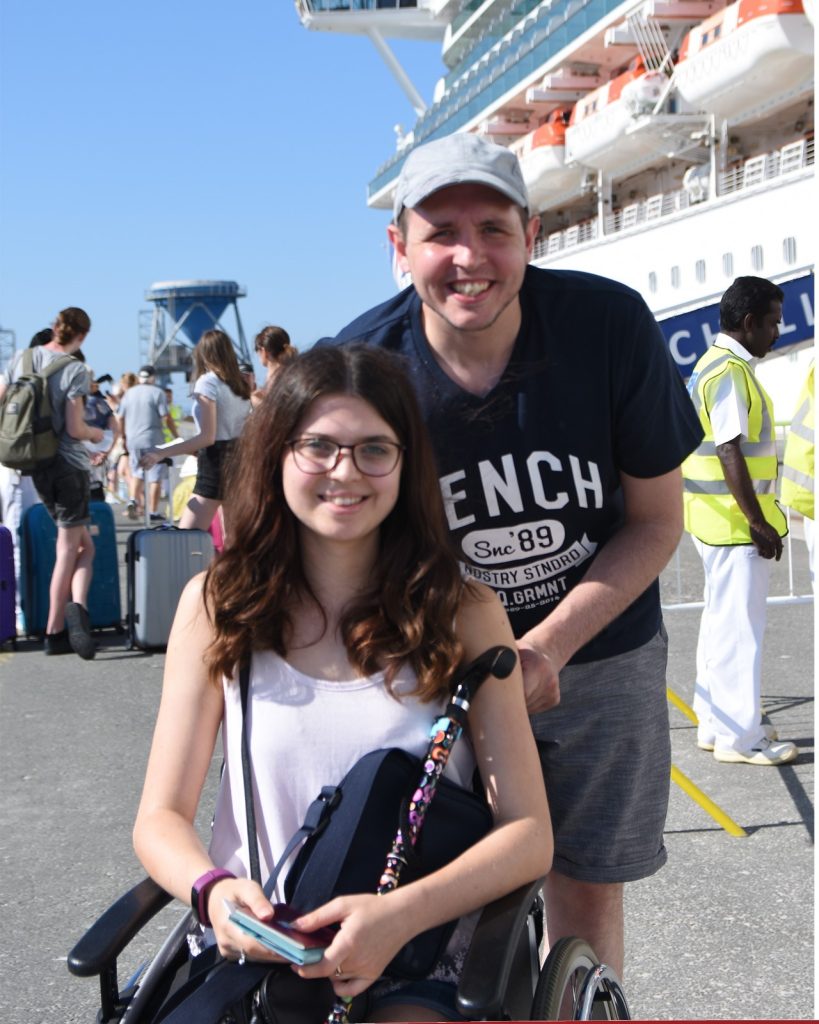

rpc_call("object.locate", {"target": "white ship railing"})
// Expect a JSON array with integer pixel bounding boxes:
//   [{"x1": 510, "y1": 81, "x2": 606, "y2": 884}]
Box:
[
  {"x1": 662, "y1": 507, "x2": 814, "y2": 611},
  {"x1": 369, "y1": 0, "x2": 626, "y2": 198},
  {"x1": 297, "y1": 0, "x2": 423, "y2": 10},
  {"x1": 532, "y1": 137, "x2": 815, "y2": 261}
]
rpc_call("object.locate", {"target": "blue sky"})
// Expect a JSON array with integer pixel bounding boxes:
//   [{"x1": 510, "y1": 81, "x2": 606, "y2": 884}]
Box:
[{"x1": 0, "y1": 1, "x2": 443, "y2": 387}]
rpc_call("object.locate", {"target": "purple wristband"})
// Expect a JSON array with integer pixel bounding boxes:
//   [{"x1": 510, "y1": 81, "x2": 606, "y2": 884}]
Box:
[{"x1": 190, "y1": 868, "x2": 236, "y2": 927}]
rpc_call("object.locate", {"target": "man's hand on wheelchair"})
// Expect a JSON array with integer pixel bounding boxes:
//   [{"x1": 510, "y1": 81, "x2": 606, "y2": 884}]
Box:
[{"x1": 516, "y1": 639, "x2": 561, "y2": 714}]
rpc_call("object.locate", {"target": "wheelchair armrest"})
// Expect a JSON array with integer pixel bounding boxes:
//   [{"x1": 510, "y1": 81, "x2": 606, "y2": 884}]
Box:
[
  {"x1": 68, "y1": 876, "x2": 174, "y2": 977},
  {"x1": 456, "y1": 876, "x2": 545, "y2": 1020}
]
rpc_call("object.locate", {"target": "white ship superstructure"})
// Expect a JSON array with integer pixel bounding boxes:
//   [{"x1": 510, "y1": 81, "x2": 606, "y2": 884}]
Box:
[{"x1": 296, "y1": 0, "x2": 814, "y2": 397}]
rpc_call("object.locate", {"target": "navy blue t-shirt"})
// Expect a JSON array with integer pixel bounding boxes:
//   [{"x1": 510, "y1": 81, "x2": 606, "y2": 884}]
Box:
[{"x1": 325, "y1": 266, "x2": 702, "y2": 664}]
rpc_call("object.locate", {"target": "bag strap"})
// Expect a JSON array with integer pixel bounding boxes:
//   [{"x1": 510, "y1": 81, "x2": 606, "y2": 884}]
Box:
[
  {"x1": 239, "y1": 660, "x2": 343, "y2": 901},
  {"x1": 16, "y1": 349, "x2": 73, "y2": 381},
  {"x1": 40, "y1": 353, "x2": 74, "y2": 379},
  {"x1": 239, "y1": 660, "x2": 262, "y2": 884}
]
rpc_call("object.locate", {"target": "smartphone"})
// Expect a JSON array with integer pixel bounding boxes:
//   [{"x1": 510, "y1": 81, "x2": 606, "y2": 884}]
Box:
[{"x1": 225, "y1": 901, "x2": 336, "y2": 966}]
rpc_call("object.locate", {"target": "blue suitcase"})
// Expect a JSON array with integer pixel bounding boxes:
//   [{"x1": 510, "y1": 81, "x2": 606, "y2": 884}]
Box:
[
  {"x1": 20, "y1": 501, "x2": 122, "y2": 637},
  {"x1": 0, "y1": 524, "x2": 16, "y2": 646}
]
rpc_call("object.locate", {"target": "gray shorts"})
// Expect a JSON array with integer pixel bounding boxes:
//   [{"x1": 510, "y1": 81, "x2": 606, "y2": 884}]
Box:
[
  {"x1": 31, "y1": 456, "x2": 91, "y2": 528},
  {"x1": 530, "y1": 626, "x2": 670, "y2": 884},
  {"x1": 129, "y1": 449, "x2": 169, "y2": 484}
]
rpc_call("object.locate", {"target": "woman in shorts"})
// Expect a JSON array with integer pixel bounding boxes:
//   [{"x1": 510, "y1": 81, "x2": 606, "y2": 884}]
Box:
[{"x1": 141, "y1": 330, "x2": 251, "y2": 531}]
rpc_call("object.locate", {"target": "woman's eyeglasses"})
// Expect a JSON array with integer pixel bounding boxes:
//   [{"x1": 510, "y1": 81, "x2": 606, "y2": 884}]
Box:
[{"x1": 287, "y1": 436, "x2": 404, "y2": 477}]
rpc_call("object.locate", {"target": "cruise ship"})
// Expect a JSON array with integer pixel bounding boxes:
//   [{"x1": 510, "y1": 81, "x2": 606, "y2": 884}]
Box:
[{"x1": 295, "y1": 0, "x2": 814, "y2": 403}]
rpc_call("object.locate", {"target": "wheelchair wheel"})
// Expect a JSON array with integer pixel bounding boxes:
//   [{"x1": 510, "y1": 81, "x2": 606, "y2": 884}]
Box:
[{"x1": 529, "y1": 937, "x2": 631, "y2": 1020}]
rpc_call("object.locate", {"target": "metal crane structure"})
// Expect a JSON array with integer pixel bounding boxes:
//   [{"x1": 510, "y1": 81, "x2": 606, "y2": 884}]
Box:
[{"x1": 144, "y1": 280, "x2": 251, "y2": 383}]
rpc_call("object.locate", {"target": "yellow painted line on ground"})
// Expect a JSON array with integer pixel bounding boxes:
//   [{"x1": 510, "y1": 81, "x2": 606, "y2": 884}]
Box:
[
  {"x1": 667, "y1": 686, "x2": 698, "y2": 724},
  {"x1": 671, "y1": 765, "x2": 748, "y2": 837}
]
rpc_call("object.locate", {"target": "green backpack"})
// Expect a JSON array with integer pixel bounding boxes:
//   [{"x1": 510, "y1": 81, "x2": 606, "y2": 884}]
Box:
[{"x1": 0, "y1": 349, "x2": 74, "y2": 474}]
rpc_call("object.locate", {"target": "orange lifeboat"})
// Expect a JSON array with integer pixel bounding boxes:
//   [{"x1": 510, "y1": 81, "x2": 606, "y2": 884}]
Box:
[
  {"x1": 564, "y1": 57, "x2": 668, "y2": 172},
  {"x1": 509, "y1": 109, "x2": 583, "y2": 208},
  {"x1": 674, "y1": 0, "x2": 813, "y2": 122}
]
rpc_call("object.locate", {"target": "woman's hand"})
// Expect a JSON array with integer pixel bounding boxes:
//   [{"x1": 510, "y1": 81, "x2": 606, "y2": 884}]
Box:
[
  {"x1": 207, "y1": 878, "x2": 289, "y2": 965},
  {"x1": 290, "y1": 894, "x2": 412, "y2": 997},
  {"x1": 139, "y1": 448, "x2": 161, "y2": 470}
]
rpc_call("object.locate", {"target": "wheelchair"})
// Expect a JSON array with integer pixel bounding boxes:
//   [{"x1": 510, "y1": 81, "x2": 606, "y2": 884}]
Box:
[{"x1": 68, "y1": 876, "x2": 631, "y2": 1021}]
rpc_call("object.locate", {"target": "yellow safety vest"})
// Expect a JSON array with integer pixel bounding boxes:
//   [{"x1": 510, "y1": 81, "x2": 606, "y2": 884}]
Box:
[
  {"x1": 682, "y1": 344, "x2": 787, "y2": 545},
  {"x1": 162, "y1": 403, "x2": 182, "y2": 444},
  {"x1": 779, "y1": 362, "x2": 814, "y2": 520}
]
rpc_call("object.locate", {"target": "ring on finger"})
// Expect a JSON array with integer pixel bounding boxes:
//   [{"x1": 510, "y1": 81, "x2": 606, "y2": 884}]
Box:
[
  {"x1": 238, "y1": 950, "x2": 247, "y2": 966},
  {"x1": 334, "y1": 964, "x2": 345, "y2": 978}
]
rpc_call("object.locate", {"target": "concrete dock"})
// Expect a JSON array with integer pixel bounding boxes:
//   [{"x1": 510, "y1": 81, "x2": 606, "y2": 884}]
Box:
[{"x1": 0, "y1": 516, "x2": 813, "y2": 1021}]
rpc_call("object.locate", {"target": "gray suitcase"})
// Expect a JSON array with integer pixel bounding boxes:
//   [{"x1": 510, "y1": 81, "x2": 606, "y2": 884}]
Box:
[{"x1": 126, "y1": 526, "x2": 214, "y2": 650}]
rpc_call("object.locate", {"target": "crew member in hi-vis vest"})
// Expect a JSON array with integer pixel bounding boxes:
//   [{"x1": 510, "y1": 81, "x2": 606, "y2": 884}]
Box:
[
  {"x1": 780, "y1": 360, "x2": 814, "y2": 588},
  {"x1": 682, "y1": 276, "x2": 797, "y2": 766}
]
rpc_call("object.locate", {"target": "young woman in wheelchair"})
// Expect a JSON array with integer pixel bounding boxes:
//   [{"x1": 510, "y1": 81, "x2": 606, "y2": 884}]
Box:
[{"x1": 132, "y1": 344, "x2": 552, "y2": 1022}]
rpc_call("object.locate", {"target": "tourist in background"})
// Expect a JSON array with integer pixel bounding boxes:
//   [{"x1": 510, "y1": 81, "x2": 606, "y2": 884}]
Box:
[
  {"x1": 0, "y1": 308, "x2": 101, "y2": 658},
  {"x1": 140, "y1": 330, "x2": 251, "y2": 532},
  {"x1": 250, "y1": 324, "x2": 297, "y2": 408},
  {"x1": 117, "y1": 365, "x2": 177, "y2": 522},
  {"x1": 83, "y1": 370, "x2": 119, "y2": 502}
]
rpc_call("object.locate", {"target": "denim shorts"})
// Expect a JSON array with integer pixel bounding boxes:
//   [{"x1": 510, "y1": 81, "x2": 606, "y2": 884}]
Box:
[
  {"x1": 31, "y1": 456, "x2": 91, "y2": 528},
  {"x1": 530, "y1": 626, "x2": 671, "y2": 883}
]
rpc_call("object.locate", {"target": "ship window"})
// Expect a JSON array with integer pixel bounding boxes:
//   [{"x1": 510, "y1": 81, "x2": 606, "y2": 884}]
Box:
[
  {"x1": 671, "y1": 266, "x2": 681, "y2": 289},
  {"x1": 722, "y1": 252, "x2": 733, "y2": 277},
  {"x1": 751, "y1": 245, "x2": 764, "y2": 271},
  {"x1": 783, "y1": 237, "x2": 797, "y2": 264},
  {"x1": 648, "y1": 271, "x2": 657, "y2": 293},
  {"x1": 695, "y1": 259, "x2": 706, "y2": 283}
]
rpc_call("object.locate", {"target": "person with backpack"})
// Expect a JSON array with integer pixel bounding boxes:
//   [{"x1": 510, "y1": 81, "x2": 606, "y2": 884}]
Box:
[{"x1": 0, "y1": 307, "x2": 102, "y2": 658}]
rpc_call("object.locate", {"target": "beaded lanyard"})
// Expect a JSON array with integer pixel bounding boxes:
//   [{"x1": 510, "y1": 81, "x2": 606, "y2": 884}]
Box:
[{"x1": 325, "y1": 645, "x2": 516, "y2": 1024}]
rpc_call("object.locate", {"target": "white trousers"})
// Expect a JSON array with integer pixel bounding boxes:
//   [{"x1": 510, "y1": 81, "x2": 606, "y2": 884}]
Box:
[{"x1": 692, "y1": 537, "x2": 771, "y2": 752}]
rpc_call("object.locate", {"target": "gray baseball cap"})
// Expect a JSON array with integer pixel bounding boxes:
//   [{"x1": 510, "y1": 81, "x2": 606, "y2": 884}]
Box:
[{"x1": 393, "y1": 133, "x2": 529, "y2": 221}]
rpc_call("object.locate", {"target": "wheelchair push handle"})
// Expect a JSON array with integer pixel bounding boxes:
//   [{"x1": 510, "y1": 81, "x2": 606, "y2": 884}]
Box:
[{"x1": 446, "y1": 644, "x2": 517, "y2": 724}]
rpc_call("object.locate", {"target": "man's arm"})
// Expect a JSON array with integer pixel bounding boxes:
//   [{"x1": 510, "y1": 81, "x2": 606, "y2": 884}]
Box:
[
  {"x1": 716, "y1": 437, "x2": 782, "y2": 560},
  {"x1": 517, "y1": 467, "x2": 684, "y2": 712}
]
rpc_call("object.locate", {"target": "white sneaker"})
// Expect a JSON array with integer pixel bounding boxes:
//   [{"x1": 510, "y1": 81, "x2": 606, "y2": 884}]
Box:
[
  {"x1": 713, "y1": 737, "x2": 798, "y2": 766},
  {"x1": 697, "y1": 723, "x2": 778, "y2": 751}
]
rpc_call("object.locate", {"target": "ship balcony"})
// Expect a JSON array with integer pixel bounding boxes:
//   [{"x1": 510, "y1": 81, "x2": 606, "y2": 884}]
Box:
[
  {"x1": 367, "y1": 0, "x2": 628, "y2": 206},
  {"x1": 295, "y1": 0, "x2": 447, "y2": 38},
  {"x1": 532, "y1": 135, "x2": 815, "y2": 262}
]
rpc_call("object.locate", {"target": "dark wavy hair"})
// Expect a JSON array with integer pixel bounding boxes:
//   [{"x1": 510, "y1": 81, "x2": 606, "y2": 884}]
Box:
[
  {"x1": 192, "y1": 329, "x2": 251, "y2": 400},
  {"x1": 203, "y1": 344, "x2": 472, "y2": 700}
]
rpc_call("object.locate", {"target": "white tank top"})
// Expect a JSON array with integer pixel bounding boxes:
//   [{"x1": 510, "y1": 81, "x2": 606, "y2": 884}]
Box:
[{"x1": 209, "y1": 649, "x2": 475, "y2": 899}]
